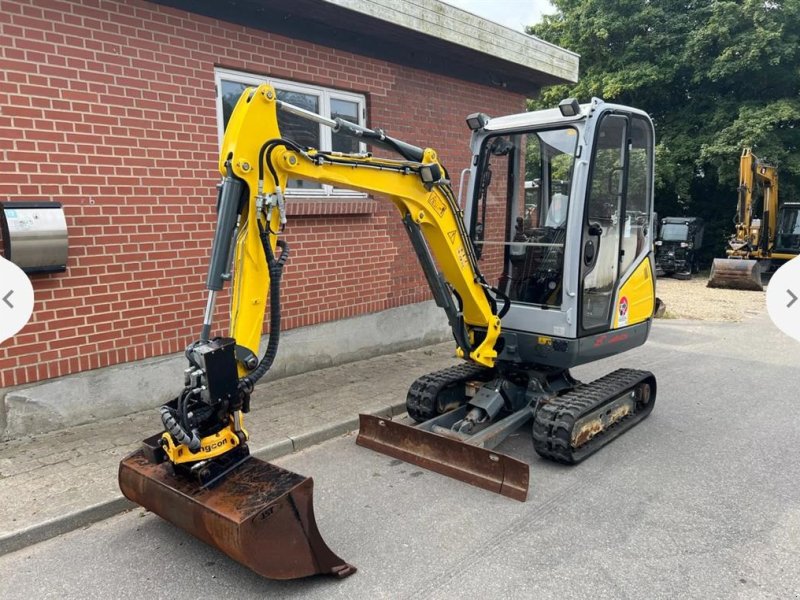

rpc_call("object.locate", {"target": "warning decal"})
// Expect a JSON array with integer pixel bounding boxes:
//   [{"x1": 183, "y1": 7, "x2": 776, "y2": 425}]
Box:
[
  {"x1": 618, "y1": 296, "x2": 629, "y2": 327},
  {"x1": 428, "y1": 194, "x2": 447, "y2": 218},
  {"x1": 447, "y1": 230, "x2": 457, "y2": 244},
  {"x1": 456, "y1": 247, "x2": 468, "y2": 269}
]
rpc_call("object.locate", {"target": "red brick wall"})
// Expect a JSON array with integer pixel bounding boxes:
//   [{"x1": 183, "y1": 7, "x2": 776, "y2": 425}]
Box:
[{"x1": 0, "y1": 0, "x2": 525, "y2": 388}]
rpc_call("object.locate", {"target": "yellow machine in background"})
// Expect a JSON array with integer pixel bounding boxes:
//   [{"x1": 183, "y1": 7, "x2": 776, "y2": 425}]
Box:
[
  {"x1": 119, "y1": 85, "x2": 659, "y2": 581},
  {"x1": 708, "y1": 148, "x2": 800, "y2": 290}
]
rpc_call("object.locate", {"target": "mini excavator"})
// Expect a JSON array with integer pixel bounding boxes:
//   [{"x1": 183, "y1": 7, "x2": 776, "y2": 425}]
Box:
[{"x1": 119, "y1": 85, "x2": 658, "y2": 580}]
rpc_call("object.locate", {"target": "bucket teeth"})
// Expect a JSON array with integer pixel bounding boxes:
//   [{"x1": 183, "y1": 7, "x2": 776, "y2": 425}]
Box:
[{"x1": 119, "y1": 449, "x2": 355, "y2": 580}]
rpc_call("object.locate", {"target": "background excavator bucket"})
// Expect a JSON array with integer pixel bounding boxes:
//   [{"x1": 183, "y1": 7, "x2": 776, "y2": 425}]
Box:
[
  {"x1": 119, "y1": 449, "x2": 355, "y2": 580},
  {"x1": 356, "y1": 414, "x2": 529, "y2": 501},
  {"x1": 707, "y1": 258, "x2": 763, "y2": 291}
]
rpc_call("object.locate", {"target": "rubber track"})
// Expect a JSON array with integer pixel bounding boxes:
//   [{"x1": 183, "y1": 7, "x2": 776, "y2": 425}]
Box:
[
  {"x1": 406, "y1": 363, "x2": 495, "y2": 422},
  {"x1": 532, "y1": 368, "x2": 656, "y2": 464}
]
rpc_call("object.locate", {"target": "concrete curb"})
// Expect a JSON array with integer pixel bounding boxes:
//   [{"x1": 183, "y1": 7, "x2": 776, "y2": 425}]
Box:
[
  {"x1": 0, "y1": 497, "x2": 136, "y2": 557},
  {"x1": 0, "y1": 401, "x2": 406, "y2": 557}
]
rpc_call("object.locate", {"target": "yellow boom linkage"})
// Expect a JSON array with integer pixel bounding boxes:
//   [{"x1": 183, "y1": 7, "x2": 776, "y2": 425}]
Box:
[{"x1": 224, "y1": 84, "x2": 501, "y2": 369}]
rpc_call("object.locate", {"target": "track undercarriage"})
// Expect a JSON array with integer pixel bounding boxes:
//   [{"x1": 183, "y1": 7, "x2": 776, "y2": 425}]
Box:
[{"x1": 357, "y1": 363, "x2": 656, "y2": 501}]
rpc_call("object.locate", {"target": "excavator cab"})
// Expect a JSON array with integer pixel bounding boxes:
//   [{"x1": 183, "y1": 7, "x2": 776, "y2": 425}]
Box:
[
  {"x1": 775, "y1": 203, "x2": 800, "y2": 253},
  {"x1": 465, "y1": 99, "x2": 656, "y2": 363}
]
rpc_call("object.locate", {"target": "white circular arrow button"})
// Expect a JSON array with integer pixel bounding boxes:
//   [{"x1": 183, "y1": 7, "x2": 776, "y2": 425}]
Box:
[
  {"x1": 0, "y1": 255, "x2": 35, "y2": 346},
  {"x1": 766, "y1": 256, "x2": 800, "y2": 343}
]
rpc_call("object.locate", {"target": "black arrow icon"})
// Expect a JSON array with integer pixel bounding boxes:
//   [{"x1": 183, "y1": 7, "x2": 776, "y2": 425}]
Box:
[
  {"x1": 2, "y1": 290, "x2": 13, "y2": 309},
  {"x1": 788, "y1": 289, "x2": 798, "y2": 309}
]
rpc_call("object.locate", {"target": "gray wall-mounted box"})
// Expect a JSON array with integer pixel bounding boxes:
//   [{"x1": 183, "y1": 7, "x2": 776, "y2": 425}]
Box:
[{"x1": 0, "y1": 201, "x2": 68, "y2": 274}]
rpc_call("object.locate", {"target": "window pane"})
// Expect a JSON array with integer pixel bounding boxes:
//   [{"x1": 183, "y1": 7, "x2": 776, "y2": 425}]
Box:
[
  {"x1": 275, "y1": 90, "x2": 320, "y2": 147},
  {"x1": 661, "y1": 223, "x2": 688, "y2": 241},
  {"x1": 474, "y1": 128, "x2": 577, "y2": 308},
  {"x1": 620, "y1": 116, "x2": 652, "y2": 274},
  {"x1": 331, "y1": 98, "x2": 360, "y2": 153},
  {"x1": 221, "y1": 80, "x2": 249, "y2": 133},
  {"x1": 513, "y1": 130, "x2": 576, "y2": 307},
  {"x1": 474, "y1": 135, "x2": 514, "y2": 289},
  {"x1": 627, "y1": 118, "x2": 651, "y2": 215},
  {"x1": 275, "y1": 89, "x2": 322, "y2": 190},
  {"x1": 582, "y1": 114, "x2": 626, "y2": 330}
]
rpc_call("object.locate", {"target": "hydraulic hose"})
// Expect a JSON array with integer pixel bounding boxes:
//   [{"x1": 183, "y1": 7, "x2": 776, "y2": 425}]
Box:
[
  {"x1": 239, "y1": 229, "x2": 289, "y2": 393},
  {"x1": 160, "y1": 405, "x2": 201, "y2": 451},
  {"x1": 259, "y1": 138, "x2": 305, "y2": 189}
]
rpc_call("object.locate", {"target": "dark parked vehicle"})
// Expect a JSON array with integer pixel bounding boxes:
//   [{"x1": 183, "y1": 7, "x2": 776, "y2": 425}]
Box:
[{"x1": 655, "y1": 217, "x2": 704, "y2": 279}]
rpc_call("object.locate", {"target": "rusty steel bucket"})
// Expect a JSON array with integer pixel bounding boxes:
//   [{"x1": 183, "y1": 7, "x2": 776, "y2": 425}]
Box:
[
  {"x1": 707, "y1": 258, "x2": 763, "y2": 291},
  {"x1": 356, "y1": 414, "x2": 529, "y2": 501},
  {"x1": 119, "y1": 449, "x2": 355, "y2": 580}
]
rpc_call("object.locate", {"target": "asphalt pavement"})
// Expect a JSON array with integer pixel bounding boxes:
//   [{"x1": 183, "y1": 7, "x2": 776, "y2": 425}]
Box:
[{"x1": 0, "y1": 313, "x2": 798, "y2": 599}]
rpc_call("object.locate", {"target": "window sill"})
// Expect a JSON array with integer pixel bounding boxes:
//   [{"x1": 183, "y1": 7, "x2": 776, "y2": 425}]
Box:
[{"x1": 286, "y1": 197, "x2": 377, "y2": 217}]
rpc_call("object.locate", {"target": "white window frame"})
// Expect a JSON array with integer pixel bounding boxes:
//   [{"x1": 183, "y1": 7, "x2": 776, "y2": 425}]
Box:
[{"x1": 214, "y1": 68, "x2": 367, "y2": 198}]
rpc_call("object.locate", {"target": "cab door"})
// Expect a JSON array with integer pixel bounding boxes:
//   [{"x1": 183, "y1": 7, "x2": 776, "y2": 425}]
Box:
[
  {"x1": 579, "y1": 111, "x2": 655, "y2": 335},
  {"x1": 579, "y1": 112, "x2": 629, "y2": 334}
]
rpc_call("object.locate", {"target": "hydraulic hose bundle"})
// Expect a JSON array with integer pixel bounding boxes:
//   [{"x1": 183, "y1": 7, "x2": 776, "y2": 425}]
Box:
[
  {"x1": 160, "y1": 397, "x2": 200, "y2": 451},
  {"x1": 239, "y1": 230, "x2": 289, "y2": 392}
]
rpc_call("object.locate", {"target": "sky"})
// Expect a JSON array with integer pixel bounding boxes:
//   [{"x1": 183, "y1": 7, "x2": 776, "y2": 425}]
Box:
[{"x1": 441, "y1": 0, "x2": 555, "y2": 32}]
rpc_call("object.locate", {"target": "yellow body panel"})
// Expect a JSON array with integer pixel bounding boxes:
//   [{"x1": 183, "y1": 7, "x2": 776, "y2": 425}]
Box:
[
  {"x1": 217, "y1": 84, "x2": 500, "y2": 368},
  {"x1": 613, "y1": 256, "x2": 655, "y2": 329}
]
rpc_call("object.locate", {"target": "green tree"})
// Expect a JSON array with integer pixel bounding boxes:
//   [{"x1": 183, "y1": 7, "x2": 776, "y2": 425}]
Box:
[{"x1": 528, "y1": 0, "x2": 800, "y2": 261}]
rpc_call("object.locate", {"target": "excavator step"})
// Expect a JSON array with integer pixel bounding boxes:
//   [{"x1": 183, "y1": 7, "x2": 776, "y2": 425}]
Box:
[
  {"x1": 119, "y1": 449, "x2": 355, "y2": 580},
  {"x1": 356, "y1": 413, "x2": 529, "y2": 501}
]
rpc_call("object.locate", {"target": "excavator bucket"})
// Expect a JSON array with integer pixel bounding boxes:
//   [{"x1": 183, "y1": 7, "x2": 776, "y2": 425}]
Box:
[
  {"x1": 707, "y1": 258, "x2": 763, "y2": 291},
  {"x1": 118, "y1": 449, "x2": 355, "y2": 580},
  {"x1": 356, "y1": 414, "x2": 529, "y2": 501}
]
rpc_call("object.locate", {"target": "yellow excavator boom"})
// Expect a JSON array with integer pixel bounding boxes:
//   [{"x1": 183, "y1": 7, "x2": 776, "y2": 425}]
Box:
[{"x1": 224, "y1": 84, "x2": 501, "y2": 369}]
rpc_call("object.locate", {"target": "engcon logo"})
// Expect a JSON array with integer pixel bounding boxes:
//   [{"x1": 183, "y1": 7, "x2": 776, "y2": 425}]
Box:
[{"x1": 203, "y1": 439, "x2": 228, "y2": 453}]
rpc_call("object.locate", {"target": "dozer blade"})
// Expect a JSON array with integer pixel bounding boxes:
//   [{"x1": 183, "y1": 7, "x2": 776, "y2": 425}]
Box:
[
  {"x1": 356, "y1": 414, "x2": 529, "y2": 501},
  {"x1": 707, "y1": 258, "x2": 763, "y2": 290},
  {"x1": 118, "y1": 449, "x2": 355, "y2": 580}
]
